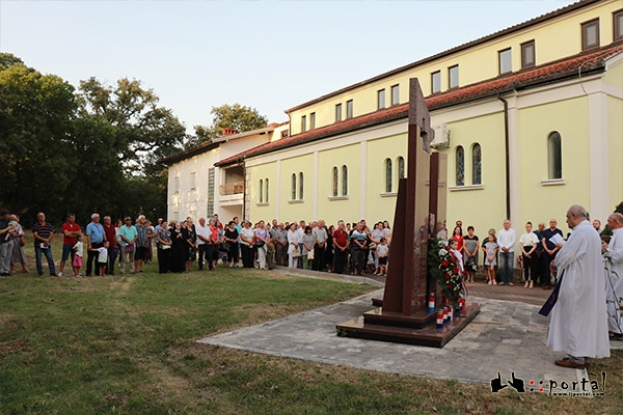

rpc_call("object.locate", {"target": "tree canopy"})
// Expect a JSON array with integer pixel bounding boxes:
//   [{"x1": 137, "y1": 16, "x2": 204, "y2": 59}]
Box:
[
  {"x1": 189, "y1": 103, "x2": 268, "y2": 147},
  {"x1": 0, "y1": 53, "x2": 185, "y2": 224}
]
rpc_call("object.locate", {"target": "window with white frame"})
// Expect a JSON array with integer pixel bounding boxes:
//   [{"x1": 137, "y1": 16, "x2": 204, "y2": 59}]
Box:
[
  {"x1": 548, "y1": 132, "x2": 562, "y2": 180},
  {"x1": 385, "y1": 158, "x2": 392, "y2": 192},
  {"x1": 456, "y1": 146, "x2": 465, "y2": 186}
]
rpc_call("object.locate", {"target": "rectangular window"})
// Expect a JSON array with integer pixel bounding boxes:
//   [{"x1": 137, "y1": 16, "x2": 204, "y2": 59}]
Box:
[
  {"x1": 190, "y1": 172, "x2": 196, "y2": 190},
  {"x1": 207, "y1": 168, "x2": 215, "y2": 216},
  {"x1": 448, "y1": 65, "x2": 459, "y2": 89},
  {"x1": 391, "y1": 84, "x2": 399, "y2": 105},
  {"x1": 498, "y1": 48, "x2": 512, "y2": 74},
  {"x1": 377, "y1": 89, "x2": 385, "y2": 109},
  {"x1": 310, "y1": 112, "x2": 316, "y2": 129},
  {"x1": 335, "y1": 103, "x2": 342, "y2": 122},
  {"x1": 614, "y1": 9, "x2": 623, "y2": 42},
  {"x1": 521, "y1": 40, "x2": 536, "y2": 68},
  {"x1": 174, "y1": 176, "x2": 179, "y2": 194},
  {"x1": 301, "y1": 115, "x2": 307, "y2": 132},
  {"x1": 431, "y1": 71, "x2": 441, "y2": 94},
  {"x1": 346, "y1": 100, "x2": 353, "y2": 119},
  {"x1": 581, "y1": 18, "x2": 600, "y2": 51}
]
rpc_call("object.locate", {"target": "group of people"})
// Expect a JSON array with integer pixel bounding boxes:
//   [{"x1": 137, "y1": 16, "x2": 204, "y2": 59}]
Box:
[
  {"x1": 438, "y1": 216, "x2": 617, "y2": 290},
  {"x1": 1, "y1": 205, "x2": 621, "y2": 371},
  {"x1": 441, "y1": 208, "x2": 622, "y2": 369}
]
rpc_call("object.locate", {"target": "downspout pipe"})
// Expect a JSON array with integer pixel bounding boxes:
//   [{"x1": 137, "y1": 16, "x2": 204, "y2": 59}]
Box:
[
  {"x1": 497, "y1": 94, "x2": 511, "y2": 220},
  {"x1": 239, "y1": 157, "x2": 247, "y2": 221}
]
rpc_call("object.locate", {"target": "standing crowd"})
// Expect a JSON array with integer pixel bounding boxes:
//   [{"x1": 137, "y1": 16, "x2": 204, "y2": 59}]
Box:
[{"x1": 1, "y1": 205, "x2": 622, "y2": 369}]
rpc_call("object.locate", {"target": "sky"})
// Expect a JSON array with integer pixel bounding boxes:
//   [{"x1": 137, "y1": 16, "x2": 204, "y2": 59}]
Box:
[{"x1": 1, "y1": 0, "x2": 576, "y2": 134}]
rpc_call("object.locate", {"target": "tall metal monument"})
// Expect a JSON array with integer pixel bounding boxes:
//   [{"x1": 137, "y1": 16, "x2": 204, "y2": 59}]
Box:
[{"x1": 337, "y1": 78, "x2": 480, "y2": 347}]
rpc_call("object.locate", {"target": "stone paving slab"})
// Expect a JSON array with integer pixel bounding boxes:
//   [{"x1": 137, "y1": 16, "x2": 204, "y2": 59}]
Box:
[{"x1": 198, "y1": 289, "x2": 621, "y2": 392}]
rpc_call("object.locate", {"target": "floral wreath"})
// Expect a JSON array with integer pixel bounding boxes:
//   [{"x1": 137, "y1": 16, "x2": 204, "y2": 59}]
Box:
[{"x1": 428, "y1": 239, "x2": 464, "y2": 307}]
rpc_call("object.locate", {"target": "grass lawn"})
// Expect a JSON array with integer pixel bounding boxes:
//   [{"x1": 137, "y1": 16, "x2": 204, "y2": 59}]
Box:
[{"x1": 1, "y1": 235, "x2": 621, "y2": 414}]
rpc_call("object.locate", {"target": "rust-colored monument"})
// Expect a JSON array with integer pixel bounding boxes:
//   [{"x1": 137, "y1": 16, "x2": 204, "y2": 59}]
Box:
[{"x1": 336, "y1": 78, "x2": 480, "y2": 348}]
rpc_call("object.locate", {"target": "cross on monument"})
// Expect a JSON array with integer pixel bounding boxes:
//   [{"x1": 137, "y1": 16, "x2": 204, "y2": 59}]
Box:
[{"x1": 337, "y1": 78, "x2": 480, "y2": 347}]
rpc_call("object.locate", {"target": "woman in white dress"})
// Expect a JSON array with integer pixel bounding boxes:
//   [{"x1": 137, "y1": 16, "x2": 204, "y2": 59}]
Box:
[{"x1": 287, "y1": 223, "x2": 300, "y2": 268}]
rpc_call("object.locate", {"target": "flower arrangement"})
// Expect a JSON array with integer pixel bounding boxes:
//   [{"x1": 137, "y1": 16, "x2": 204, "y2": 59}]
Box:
[{"x1": 428, "y1": 238, "x2": 464, "y2": 307}]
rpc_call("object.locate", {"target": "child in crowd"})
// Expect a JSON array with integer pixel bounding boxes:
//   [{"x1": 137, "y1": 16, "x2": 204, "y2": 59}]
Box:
[
  {"x1": 483, "y1": 234, "x2": 499, "y2": 285},
  {"x1": 72, "y1": 233, "x2": 84, "y2": 278},
  {"x1": 376, "y1": 237, "x2": 389, "y2": 276},
  {"x1": 448, "y1": 238, "x2": 465, "y2": 278},
  {"x1": 96, "y1": 240, "x2": 109, "y2": 276}
]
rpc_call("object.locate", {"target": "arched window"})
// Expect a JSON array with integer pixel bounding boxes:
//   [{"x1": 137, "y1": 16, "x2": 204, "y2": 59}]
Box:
[
  {"x1": 397, "y1": 156, "x2": 405, "y2": 179},
  {"x1": 265, "y1": 178, "x2": 269, "y2": 203},
  {"x1": 332, "y1": 166, "x2": 338, "y2": 197},
  {"x1": 259, "y1": 179, "x2": 264, "y2": 203},
  {"x1": 341, "y1": 165, "x2": 348, "y2": 196},
  {"x1": 385, "y1": 158, "x2": 392, "y2": 193},
  {"x1": 471, "y1": 143, "x2": 482, "y2": 185},
  {"x1": 291, "y1": 174, "x2": 296, "y2": 200},
  {"x1": 548, "y1": 132, "x2": 562, "y2": 179},
  {"x1": 456, "y1": 146, "x2": 465, "y2": 186},
  {"x1": 299, "y1": 172, "x2": 304, "y2": 200}
]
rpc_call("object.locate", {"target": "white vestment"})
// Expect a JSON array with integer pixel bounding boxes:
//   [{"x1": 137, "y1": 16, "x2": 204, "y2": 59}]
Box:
[
  {"x1": 547, "y1": 220, "x2": 610, "y2": 358},
  {"x1": 605, "y1": 227, "x2": 623, "y2": 334}
]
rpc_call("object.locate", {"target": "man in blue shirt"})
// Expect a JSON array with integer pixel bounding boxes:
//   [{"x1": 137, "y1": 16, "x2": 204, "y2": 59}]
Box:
[
  {"x1": 541, "y1": 219, "x2": 563, "y2": 290},
  {"x1": 86, "y1": 213, "x2": 106, "y2": 277}
]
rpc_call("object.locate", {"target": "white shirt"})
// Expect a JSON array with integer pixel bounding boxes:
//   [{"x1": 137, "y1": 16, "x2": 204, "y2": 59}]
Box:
[
  {"x1": 287, "y1": 229, "x2": 300, "y2": 254},
  {"x1": 195, "y1": 224, "x2": 210, "y2": 246},
  {"x1": 497, "y1": 227, "x2": 516, "y2": 252},
  {"x1": 605, "y1": 227, "x2": 623, "y2": 334},
  {"x1": 519, "y1": 232, "x2": 539, "y2": 247},
  {"x1": 547, "y1": 220, "x2": 609, "y2": 358},
  {"x1": 312, "y1": 226, "x2": 327, "y2": 245}
]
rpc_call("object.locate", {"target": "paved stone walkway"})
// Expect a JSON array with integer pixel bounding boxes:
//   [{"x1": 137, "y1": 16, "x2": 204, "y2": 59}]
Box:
[{"x1": 199, "y1": 288, "x2": 621, "y2": 393}]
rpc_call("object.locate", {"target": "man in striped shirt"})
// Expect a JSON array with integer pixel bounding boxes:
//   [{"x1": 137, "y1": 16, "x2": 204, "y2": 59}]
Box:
[{"x1": 32, "y1": 212, "x2": 56, "y2": 277}]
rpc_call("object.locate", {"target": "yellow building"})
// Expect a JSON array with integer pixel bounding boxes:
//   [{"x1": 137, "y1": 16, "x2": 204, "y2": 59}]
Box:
[{"x1": 213, "y1": 0, "x2": 623, "y2": 237}]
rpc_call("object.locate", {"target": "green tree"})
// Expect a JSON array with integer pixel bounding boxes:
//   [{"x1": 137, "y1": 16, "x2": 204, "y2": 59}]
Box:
[
  {"x1": 78, "y1": 77, "x2": 187, "y2": 172},
  {"x1": 190, "y1": 103, "x2": 268, "y2": 147},
  {"x1": 0, "y1": 57, "x2": 77, "y2": 216}
]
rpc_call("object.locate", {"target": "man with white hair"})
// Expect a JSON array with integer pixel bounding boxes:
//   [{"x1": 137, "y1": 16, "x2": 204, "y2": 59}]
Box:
[
  {"x1": 605, "y1": 212, "x2": 623, "y2": 340},
  {"x1": 547, "y1": 204, "x2": 610, "y2": 368},
  {"x1": 86, "y1": 213, "x2": 105, "y2": 277}
]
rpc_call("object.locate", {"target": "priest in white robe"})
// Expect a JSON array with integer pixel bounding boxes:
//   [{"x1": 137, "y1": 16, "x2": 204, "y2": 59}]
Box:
[
  {"x1": 547, "y1": 205, "x2": 610, "y2": 369},
  {"x1": 605, "y1": 213, "x2": 623, "y2": 339}
]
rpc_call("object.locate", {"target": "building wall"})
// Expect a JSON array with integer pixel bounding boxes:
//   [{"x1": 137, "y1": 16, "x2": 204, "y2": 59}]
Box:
[
  {"x1": 167, "y1": 147, "x2": 220, "y2": 223},
  {"x1": 365, "y1": 133, "x2": 408, "y2": 223},
  {"x1": 278, "y1": 154, "x2": 314, "y2": 222},
  {"x1": 248, "y1": 161, "x2": 278, "y2": 223},
  {"x1": 318, "y1": 143, "x2": 361, "y2": 225},
  {"x1": 517, "y1": 96, "x2": 591, "y2": 234},
  {"x1": 288, "y1": 0, "x2": 621, "y2": 135},
  {"x1": 608, "y1": 96, "x2": 623, "y2": 209}
]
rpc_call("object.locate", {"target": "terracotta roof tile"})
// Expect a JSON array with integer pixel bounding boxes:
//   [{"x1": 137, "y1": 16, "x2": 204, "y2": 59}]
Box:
[{"x1": 216, "y1": 44, "x2": 623, "y2": 167}]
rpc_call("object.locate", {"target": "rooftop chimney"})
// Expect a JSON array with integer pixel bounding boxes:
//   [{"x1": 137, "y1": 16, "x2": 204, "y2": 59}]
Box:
[{"x1": 222, "y1": 128, "x2": 238, "y2": 137}]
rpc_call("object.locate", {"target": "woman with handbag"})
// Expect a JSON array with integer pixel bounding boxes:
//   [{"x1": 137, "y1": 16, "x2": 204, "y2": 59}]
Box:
[
  {"x1": 287, "y1": 223, "x2": 301, "y2": 268},
  {"x1": 157, "y1": 220, "x2": 172, "y2": 274},
  {"x1": 253, "y1": 220, "x2": 270, "y2": 270},
  {"x1": 239, "y1": 220, "x2": 256, "y2": 268},
  {"x1": 10, "y1": 215, "x2": 29, "y2": 274},
  {"x1": 301, "y1": 226, "x2": 315, "y2": 270},
  {"x1": 224, "y1": 221, "x2": 240, "y2": 267}
]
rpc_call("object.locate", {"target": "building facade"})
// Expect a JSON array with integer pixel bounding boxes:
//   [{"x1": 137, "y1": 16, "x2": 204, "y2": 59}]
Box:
[
  {"x1": 164, "y1": 123, "x2": 288, "y2": 222},
  {"x1": 164, "y1": 0, "x2": 623, "y2": 238},
  {"x1": 212, "y1": 0, "x2": 623, "y2": 236}
]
